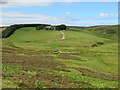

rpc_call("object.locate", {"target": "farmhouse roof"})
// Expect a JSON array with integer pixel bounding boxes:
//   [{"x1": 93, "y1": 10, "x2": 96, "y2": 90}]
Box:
[{"x1": 46, "y1": 26, "x2": 52, "y2": 28}]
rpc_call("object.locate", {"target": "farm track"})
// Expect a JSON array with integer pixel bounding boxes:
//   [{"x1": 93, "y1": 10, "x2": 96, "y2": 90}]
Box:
[{"x1": 60, "y1": 31, "x2": 65, "y2": 40}]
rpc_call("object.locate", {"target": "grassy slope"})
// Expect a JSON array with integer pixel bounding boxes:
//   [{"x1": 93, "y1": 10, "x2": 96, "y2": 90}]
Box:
[
  {"x1": 2, "y1": 26, "x2": 118, "y2": 88},
  {"x1": 5, "y1": 27, "x2": 61, "y2": 49}
]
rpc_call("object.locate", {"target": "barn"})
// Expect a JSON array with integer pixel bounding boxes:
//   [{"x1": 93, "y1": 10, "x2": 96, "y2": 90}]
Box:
[{"x1": 45, "y1": 26, "x2": 56, "y2": 30}]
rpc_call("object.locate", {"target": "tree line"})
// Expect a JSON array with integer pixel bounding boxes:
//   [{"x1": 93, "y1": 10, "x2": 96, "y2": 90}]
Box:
[
  {"x1": 36, "y1": 24, "x2": 67, "y2": 30},
  {"x1": 2, "y1": 24, "x2": 67, "y2": 38},
  {"x1": 2, "y1": 24, "x2": 50, "y2": 38}
]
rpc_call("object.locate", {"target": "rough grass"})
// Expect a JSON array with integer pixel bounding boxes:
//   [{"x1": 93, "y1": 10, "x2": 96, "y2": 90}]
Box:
[{"x1": 2, "y1": 26, "x2": 118, "y2": 88}]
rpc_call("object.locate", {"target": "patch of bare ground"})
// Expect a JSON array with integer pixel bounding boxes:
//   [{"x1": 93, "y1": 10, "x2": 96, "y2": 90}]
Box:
[
  {"x1": 2, "y1": 51, "x2": 93, "y2": 88},
  {"x1": 47, "y1": 40, "x2": 53, "y2": 43},
  {"x1": 2, "y1": 55, "x2": 65, "y2": 70},
  {"x1": 2, "y1": 47, "x2": 41, "y2": 55},
  {"x1": 13, "y1": 75, "x2": 92, "y2": 88},
  {"x1": 3, "y1": 66, "x2": 93, "y2": 88},
  {"x1": 95, "y1": 28, "x2": 117, "y2": 34},
  {"x1": 106, "y1": 30, "x2": 117, "y2": 34},
  {"x1": 58, "y1": 54, "x2": 86, "y2": 61},
  {"x1": 75, "y1": 68, "x2": 118, "y2": 81}
]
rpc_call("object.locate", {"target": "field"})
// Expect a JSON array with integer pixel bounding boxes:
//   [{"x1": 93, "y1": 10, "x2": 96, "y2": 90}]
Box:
[{"x1": 2, "y1": 26, "x2": 119, "y2": 88}]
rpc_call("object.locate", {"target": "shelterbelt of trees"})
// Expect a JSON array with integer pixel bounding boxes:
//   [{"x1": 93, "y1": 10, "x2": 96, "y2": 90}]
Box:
[
  {"x1": 36, "y1": 24, "x2": 67, "y2": 30},
  {"x1": 2, "y1": 24, "x2": 67, "y2": 38}
]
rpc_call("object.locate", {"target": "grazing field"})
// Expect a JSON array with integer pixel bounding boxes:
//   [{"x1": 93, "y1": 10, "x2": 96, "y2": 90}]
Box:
[{"x1": 2, "y1": 26, "x2": 118, "y2": 88}]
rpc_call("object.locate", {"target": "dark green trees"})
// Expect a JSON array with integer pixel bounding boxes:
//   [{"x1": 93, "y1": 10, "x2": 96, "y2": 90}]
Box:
[
  {"x1": 36, "y1": 25, "x2": 44, "y2": 30},
  {"x1": 36, "y1": 24, "x2": 67, "y2": 30},
  {"x1": 2, "y1": 25, "x2": 21, "y2": 38},
  {"x1": 59, "y1": 24, "x2": 66, "y2": 30},
  {"x1": 2, "y1": 24, "x2": 67, "y2": 38},
  {"x1": 55, "y1": 24, "x2": 66, "y2": 30},
  {"x1": 2, "y1": 24, "x2": 49, "y2": 38}
]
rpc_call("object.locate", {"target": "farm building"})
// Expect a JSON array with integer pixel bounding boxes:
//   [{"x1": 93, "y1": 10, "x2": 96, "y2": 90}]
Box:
[{"x1": 45, "y1": 26, "x2": 56, "y2": 30}]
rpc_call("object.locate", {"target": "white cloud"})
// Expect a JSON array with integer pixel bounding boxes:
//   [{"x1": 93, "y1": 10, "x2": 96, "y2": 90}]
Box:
[
  {"x1": 0, "y1": 12, "x2": 71, "y2": 25},
  {"x1": 1, "y1": 0, "x2": 119, "y2": 8},
  {"x1": 99, "y1": 13, "x2": 109, "y2": 17},
  {"x1": 0, "y1": 11, "x2": 118, "y2": 26},
  {"x1": 110, "y1": 14, "x2": 118, "y2": 17},
  {"x1": 0, "y1": 12, "x2": 31, "y2": 17},
  {"x1": 99, "y1": 13, "x2": 118, "y2": 17},
  {"x1": 65, "y1": 12, "x2": 71, "y2": 15},
  {"x1": 1, "y1": 0, "x2": 53, "y2": 2},
  {"x1": 1, "y1": 0, "x2": 52, "y2": 8}
]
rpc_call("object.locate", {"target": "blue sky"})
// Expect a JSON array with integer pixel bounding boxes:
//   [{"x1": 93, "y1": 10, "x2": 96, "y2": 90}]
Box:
[{"x1": 0, "y1": 1, "x2": 118, "y2": 26}]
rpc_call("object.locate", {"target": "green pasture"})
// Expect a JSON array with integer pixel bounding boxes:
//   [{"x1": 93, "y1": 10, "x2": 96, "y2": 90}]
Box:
[{"x1": 2, "y1": 26, "x2": 118, "y2": 88}]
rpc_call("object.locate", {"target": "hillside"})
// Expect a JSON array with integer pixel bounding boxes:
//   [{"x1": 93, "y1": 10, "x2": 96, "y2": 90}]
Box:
[{"x1": 2, "y1": 25, "x2": 118, "y2": 88}]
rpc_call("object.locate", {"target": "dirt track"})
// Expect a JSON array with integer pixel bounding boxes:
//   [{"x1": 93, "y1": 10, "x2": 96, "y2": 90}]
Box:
[{"x1": 60, "y1": 31, "x2": 65, "y2": 40}]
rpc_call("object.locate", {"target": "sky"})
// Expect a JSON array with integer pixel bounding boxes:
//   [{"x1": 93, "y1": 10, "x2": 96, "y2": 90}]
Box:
[{"x1": 0, "y1": 0, "x2": 119, "y2": 26}]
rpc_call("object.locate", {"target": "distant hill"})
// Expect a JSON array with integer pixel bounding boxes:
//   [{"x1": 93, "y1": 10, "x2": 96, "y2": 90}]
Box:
[{"x1": 67, "y1": 25, "x2": 120, "y2": 29}]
